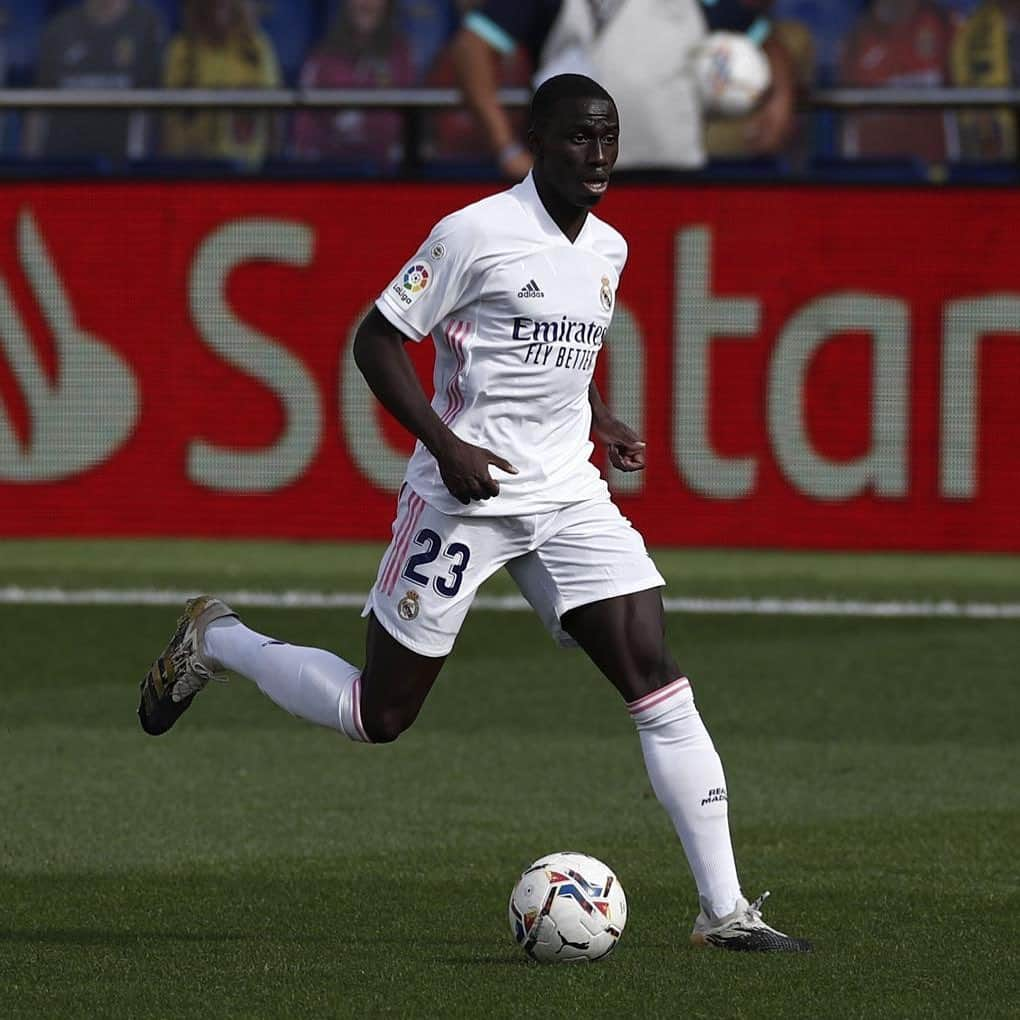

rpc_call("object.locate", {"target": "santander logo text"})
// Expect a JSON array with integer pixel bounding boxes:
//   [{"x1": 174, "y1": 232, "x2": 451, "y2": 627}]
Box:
[
  {"x1": 0, "y1": 209, "x2": 138, "y2": 482},
  {"x1": 0, "y1": 183, "x2": 1016, "y2": 550}
]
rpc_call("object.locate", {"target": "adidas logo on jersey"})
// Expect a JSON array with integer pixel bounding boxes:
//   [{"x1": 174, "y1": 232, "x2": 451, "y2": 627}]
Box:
[{"x1": 517, "y1": 279, "x2": 544, "y2": 298}]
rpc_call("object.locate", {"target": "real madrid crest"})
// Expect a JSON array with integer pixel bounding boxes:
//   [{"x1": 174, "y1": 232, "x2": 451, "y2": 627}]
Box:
[
  {"x1": 600, "y1": 275, "x2": 613, "y2": 312},
  {"x1": 397, "y1": 590, "x2": 420, "y2": 621}
]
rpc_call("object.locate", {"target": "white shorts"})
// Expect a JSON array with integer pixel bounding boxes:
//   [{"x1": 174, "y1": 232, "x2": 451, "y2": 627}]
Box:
[{"x1": 362, "y1": 486, "x2": 666, "y2": 657}]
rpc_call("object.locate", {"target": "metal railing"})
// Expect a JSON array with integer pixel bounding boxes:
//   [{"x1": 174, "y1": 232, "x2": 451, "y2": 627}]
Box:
[
  {"x1": 0, "y1": 86, "x2": 531, "y2": 110},
  {"x1": 2, "y1": 86, "x2": 1018, "y2": 175},
  {"x1": 2, "y1": 86, "x2": 1020, "y2": 109},
  {"x1": 4, "y1": 85, "x2": 1020, "y2": 110},
  {"x1": 1, "y1": 85, "x2": 1020, "y2": 108}
]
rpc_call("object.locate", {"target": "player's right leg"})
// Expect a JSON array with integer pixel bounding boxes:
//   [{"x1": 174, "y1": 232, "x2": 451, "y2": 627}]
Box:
[
  {"x1": 137, "y1": 595, "x2": 236, "y2": 736},
  {"x1": 137, "y1": 595, "x2": 444, "y2": 743},
  {"x1": 138, "y1": 486, "x2": 519, "y2": 741}
]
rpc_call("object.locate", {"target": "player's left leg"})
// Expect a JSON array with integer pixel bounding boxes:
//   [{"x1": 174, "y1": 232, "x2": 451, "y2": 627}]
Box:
[
  {"x1": 563, "y1": 590, "x2": 811, "y2": 951},
  {"x1": 509, "y1": 496, "x2": 811, "y2": 952},
  {"x1": 560, "y1": 589, "x2": 747, "y2": 922}
]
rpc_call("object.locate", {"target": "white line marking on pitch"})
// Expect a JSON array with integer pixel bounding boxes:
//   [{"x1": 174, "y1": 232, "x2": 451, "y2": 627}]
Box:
[{"x1": 1, "y1": 587, "x2": 1019, "y2": 618}]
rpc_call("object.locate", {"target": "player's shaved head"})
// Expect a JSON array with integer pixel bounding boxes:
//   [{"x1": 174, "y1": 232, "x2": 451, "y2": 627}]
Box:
[{"x1": 529, "y1": 74, "x2": 615, "y2": 133}]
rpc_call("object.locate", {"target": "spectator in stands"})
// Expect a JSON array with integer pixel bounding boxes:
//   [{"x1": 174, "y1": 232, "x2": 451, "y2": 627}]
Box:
[
  {"x1": 23, "y1": 0, "x2": 165, "y2": 162},
  {"x1": 706, "y1": 17, "x2": 815, "y2": 161},
  {"x1": 292, "y1": 0, "x2": 415, "y2": 165},
  {"x1": 951, "y1": 0, "x2": 1020, "y2": 160},
  {"x1": 399, "y1": 0, "x2": 460, "y2": 80},
  {"x1": 771, "y1": 0, "x2": 867, "y2": 84},
  {"x1": 838, "y1": 0, "x2": 955, "y2": 162},
  {"x1": 162, "y1": 0, "x2": 281, "y2": 168},
  {"x1": 449, "y1": 0, "x2": 797, "y2": 177},
  {"x1": 423, "y1": 0, "x2": 531, "y2": 165}
]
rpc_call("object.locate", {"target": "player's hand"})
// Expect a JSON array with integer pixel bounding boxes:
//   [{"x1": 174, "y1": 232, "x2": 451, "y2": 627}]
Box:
[
  {"x1": 434, "y1": 434, "x2": 519, "y2": 504},
  {"x1": 594, "y1": 417, "x2": 646, "y2": 472}
]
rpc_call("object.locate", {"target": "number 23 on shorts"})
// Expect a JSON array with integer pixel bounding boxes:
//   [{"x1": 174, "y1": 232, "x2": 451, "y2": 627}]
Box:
[{"x1": 401, "y1": 528, "x2": 471, "y2": 598}]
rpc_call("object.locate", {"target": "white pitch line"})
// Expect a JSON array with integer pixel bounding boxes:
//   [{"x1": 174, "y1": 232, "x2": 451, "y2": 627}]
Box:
[{"x1": 1, "y1": 586, "x2": 1019, "y2": 618}]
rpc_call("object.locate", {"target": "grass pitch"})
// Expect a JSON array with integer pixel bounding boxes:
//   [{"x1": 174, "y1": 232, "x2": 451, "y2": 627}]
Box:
[{"x1": 1, "y1": 542, "x2": 1018, "y2": 1018}]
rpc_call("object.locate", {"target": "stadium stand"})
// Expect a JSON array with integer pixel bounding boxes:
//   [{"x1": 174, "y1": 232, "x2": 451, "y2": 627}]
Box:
[
  {"x1": 145, "y1": 0, "x2": 181, "y2": 31},
  {"x1": 769, "y1": 1, "x2": 869, "y2": 161},
  {"x1": 324, "y1": 0, "x2": 458, "y2": 81},
  {"x1": 0, "y1": 0, "x2": 49, "y2": 86},
  {"x1": 292, "y1": 0, "x2": 416, "y2": 169},
  {"x1": 807, "y1": 154, "x2": 930, "y2": 182},
  {"x1": 944, "y1": 158, "x2": 1020, "y2": 183},
  {"x1": 2, "y1": 1, "x2": 1018, "y2": 181},
  {"x1": 772, "y1": 0, "x2": 866, "y2": 84},
  {"x1": 702, "y1": 155, "x2": 793, "y2": 180},
  {"x1": 254, "y1": 0, "x2": 319, "y2": 85}
]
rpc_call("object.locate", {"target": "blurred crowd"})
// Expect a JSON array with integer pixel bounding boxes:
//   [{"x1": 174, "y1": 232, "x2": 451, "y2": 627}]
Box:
[{"x1": 0, "y1": 0, "x2": 1018, "y2": 174}]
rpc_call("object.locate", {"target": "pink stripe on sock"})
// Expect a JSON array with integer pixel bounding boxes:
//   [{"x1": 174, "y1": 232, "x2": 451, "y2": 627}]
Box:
[
  {"x1": 352, "y1": 673, "x2": 370, "y2": 743},
  {"x1": 627, "y1": 676, "x2": 691, "y2": 716}
]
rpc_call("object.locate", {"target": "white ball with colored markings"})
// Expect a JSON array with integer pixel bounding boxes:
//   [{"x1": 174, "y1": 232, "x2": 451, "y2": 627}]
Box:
[
  {"x1": 693, "y1": 31, "x2": 772, "y2": 117},
  {"x1": 508, "y1": 851, "x2": 627, "y2": 963}
]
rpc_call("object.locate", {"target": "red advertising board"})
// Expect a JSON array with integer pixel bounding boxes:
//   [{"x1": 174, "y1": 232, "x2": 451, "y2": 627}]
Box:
[{"x1": 0, "y1": 182, "x2": 1017, "y2": 550}]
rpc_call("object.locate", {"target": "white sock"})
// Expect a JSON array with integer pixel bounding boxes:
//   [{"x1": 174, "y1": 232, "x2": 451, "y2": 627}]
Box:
[
  {"x1": 629, "y1": 676, "x2": 742, "y2": 918},
  {"x1": 203, "y1": 618, "x2": 370, "y2": 742}
]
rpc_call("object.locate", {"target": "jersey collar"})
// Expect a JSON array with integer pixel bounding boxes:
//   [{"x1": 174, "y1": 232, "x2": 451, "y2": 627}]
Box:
[{"x1": 512, "y1": 172, "x2": 593, "y2": 247}]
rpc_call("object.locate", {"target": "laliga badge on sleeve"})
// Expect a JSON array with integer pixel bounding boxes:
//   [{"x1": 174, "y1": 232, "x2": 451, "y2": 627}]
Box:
[{"x1": 391, "y1": 259, "x2": 433, "y2": 308}]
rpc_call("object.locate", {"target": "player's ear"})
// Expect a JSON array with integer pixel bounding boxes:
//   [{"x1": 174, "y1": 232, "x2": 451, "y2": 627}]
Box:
[{"x1": 526, "y1": 126, "x2": 541, "y2": 157}]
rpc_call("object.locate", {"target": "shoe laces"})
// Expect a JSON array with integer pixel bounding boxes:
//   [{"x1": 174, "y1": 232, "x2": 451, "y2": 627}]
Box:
[
  {"x1": 169, "y1": 633, "x2": 218, "y2": 691},
  {"x1": 169, "y1": 659, "x2": 217, "y2": 702},
  {"x1": 745, "y1": 891, "x2": 771, "y2": 922},
  {"x1": 170, "y1": 640, "x2": 207, "y2": 678}
]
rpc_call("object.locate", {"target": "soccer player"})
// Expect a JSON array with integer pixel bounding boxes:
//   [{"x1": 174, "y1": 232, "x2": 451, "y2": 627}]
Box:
[{"x1": 138, "y1": 73, "x2": 811, "y2": 953}]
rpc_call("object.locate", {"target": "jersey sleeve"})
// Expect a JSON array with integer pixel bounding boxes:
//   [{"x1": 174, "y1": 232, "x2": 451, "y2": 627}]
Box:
[{"x1": 375, "y1": 211, "x2": 486, "y2": 342}]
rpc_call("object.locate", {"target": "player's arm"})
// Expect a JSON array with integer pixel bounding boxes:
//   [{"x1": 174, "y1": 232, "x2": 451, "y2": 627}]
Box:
[
  {"x1": 353, "y1": 308, "x2": 518, "y2": 503},
  {"x1": 746, "y1": 33, "x2": 797, "y2": 154},
  {"x1": 449, "y1": 20, "x2": 532, "y2": 179},
  {"x1": 588, "y1": 381, "x2": 646, "y2": 472}
]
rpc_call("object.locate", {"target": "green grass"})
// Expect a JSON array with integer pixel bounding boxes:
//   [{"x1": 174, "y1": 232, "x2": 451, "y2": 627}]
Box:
[
  {"x1": 3, "y1": 538, "x2": 1020, "y2": 600},
  {"x1": 1, "y1": 543, "x2": 1018, "y2": 1018}
]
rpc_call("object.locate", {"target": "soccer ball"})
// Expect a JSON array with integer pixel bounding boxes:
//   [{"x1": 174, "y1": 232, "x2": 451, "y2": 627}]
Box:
[
  {"x1": 693, "y1": 31, "x2": 772, "y2": 117},
  {"x1": 507, "y1": 851, "x2": 627, "y2": 963}
]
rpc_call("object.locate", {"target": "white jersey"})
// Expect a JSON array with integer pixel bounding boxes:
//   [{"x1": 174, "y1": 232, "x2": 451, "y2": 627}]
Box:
[{"x1": 375, "y1": 172, "x2": 627, "y2": 516}]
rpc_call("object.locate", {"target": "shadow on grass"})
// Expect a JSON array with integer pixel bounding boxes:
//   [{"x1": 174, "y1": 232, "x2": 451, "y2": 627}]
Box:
[
  {"x1": 1, "y1": 865, "x2": 532, "y2": 966},
  {"x1": 0, "y1": 928, "x2": 258, "y2": 946},
  {"x1": 0, "y1": 926, "x2": 486, "y2": 948}
]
